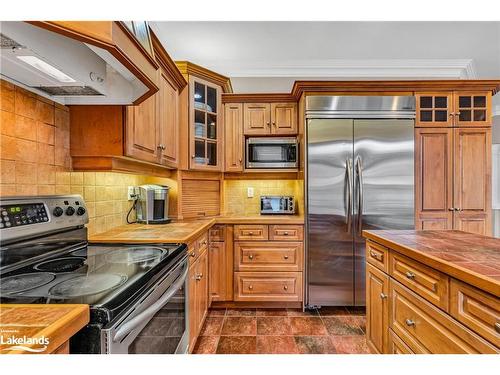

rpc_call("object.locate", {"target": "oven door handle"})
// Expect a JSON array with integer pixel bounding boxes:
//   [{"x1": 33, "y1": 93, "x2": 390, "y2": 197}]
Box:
[{"x1": 113, "y1": 265, "x2": 188, "y2": 343}]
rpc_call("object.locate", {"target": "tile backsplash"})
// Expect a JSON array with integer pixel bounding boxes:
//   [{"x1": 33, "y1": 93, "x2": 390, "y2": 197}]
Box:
[
  {"x1": 0, "y1": 80, "x2": 175, "y2": 236},
  {"x1": 223, "y1": 179, "x2": 304, "y2": 216}
]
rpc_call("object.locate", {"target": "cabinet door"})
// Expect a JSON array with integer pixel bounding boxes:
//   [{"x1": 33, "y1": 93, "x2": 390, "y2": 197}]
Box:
[
  {"x1": 271, "y1": 103, "x2": 297, "y2": 135},
  {"x1": 224, "y1": 103, "x2": 244, "y2": 172},
  {"x1": 454, "y1": 92, "x2": 492, "y2": 127},
  {"x1": 415, "y1": 93, "x2": 454, "y2": 127},
  {"x1": 197, "y1": 249, "x2": 209, "y2": 329},
  {"x1": 415, "y1": 128, "x2": 454, "y2": 230},
  {"x1": 243, "y1": 103, "x2": 270, "y2": 135},
  {"x1": 209, "y1": 241, "x2": 226, "y2": 303},
  {"x1": 366, "y1": 263, "x2": 389, "y2": 354},
  {"x1": 453, "y1": 128, "x2": 492, "y2": 235},
  {"x1": 190, "y1": 78, "x2": 222, "y2": 170},
  {"x1": 188, "y1": 261, "x2": 198, "y2": 352},
  {"x1": 125, "y1": 94, "x2": 159, "y2": 163},
  {"x1": 157, "y1": 68, "x2": 179, "y2": 167}
]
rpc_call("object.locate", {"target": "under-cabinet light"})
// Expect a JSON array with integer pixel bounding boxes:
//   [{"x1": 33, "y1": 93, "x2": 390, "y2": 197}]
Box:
[{"x1": 16, "y1": 55, "x2": 76, "y2": 83}]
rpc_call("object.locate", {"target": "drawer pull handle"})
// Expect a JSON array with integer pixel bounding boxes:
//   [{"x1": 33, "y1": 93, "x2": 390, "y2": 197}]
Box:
[
  {"x1": 201, "y1": 240, "x2": 207, "y2": 245},
  {"x1": 190, "y1": 251, "x2": 196, "y2": 257},
  {"x1": 284, "y1": 255, "x2": 289, "y2": 260},
  {"x1": 370, "y1": 251, "x2": 382, "y2": 260},
  {"x1": 405, "y1": 271, "x2": 416, "y2": 280},
  {"x1": 495, "y1": 322, "x2": 500, "y2": 334},
  {"x1": 380, "y1": 293, "x2": 387, "y2": 299},
  {"x1": 248, "y1": 285, "x2": 253, "y2": 290},
  {"x1": 405, "y1": 319, "x2": 416, "y2": 327},
  {"x1": 283, "y1": 285, "x2": 288, "y2": 291},
  {"x1": 248, "y1": 254, "x2": 254, "y2": 260}
]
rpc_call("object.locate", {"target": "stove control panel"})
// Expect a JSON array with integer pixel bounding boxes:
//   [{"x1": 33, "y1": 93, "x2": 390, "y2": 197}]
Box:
[
  {"x1": 0, "y1": 195, "x2": 89, "y2": 243},
  {"x1": 0, "y1": 203, "x2": 48, "y2": 228}
]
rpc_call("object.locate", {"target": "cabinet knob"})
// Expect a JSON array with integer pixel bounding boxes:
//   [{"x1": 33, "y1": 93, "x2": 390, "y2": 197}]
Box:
[
  {"x1": 157, "y1": 144, "x2": 166, "y2": 150},
  {"x1": 266, "y1": 122, "x2": 270, "y2": 127},
  {"x1": 248, "y1": 285, "x2": 253, "y2": 290},
  {"x1": 283, "y1": 231, "x2": 289, "y2": 236},
  {"x1": 405, "y1": 271, "x2": 416, "y2": 280},
  {"x1": 196, "y1": 274, "x2": 203, "y2": 281},
  {"x1": 283, "y1": 285, "x2": 288, "y2": 291},
  {"x1": 190, "y1": 251, "x2": 196, "y2": 257},
  {"x1": 239, "y1": 158, "x2": 242, "y2": 164},
  {"x1": 380, "y1": 293, "x2": 388, "y2": 299},
  {"x1": 405, "y1": 319, "x2": 416, "y2": 327},
  {"x1": 495, "y1": 322, "x2": 500, "y2": 334},
  {"x1": 272, "y1": 122, "x2": 276, "y2": 127},
  {"x1": 284, "y1": 255, "x2": 289, "y2": 260},
  {"x1": 248, "y1": 254, "x2": 254, "y2": 260},
  {"x1": 248, "y1": 231, "x2": 253, "y2": 235}
]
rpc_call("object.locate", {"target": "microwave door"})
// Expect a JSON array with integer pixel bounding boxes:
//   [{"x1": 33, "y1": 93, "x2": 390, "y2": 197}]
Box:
[{"x1": 247, "y1": 138, "x2": 298, "y2": 168}]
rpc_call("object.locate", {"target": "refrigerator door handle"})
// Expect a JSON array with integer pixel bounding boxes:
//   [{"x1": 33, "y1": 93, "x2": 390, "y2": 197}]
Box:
[
  {"x1": 356, "y1": 156, "x2": 364, "y2": 235},
  {"x1": 345, "y1": 158, "x2": 353, "y2": 233}
]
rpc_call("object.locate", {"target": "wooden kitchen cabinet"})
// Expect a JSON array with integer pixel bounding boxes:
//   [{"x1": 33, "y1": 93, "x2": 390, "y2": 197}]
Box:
[
  {"x1": 415, "y1": 127, "x2": 492, "y2": 235},
  {"x1": 366, "y1": 263, "x2": 389, "y2": 354},
  {"x1": 188, "y1": 242, "x2": 208, "y2": 353},
  {"x1": 416, "y1": 91, "x2": 492, "y2": 127},
  {"x1": 243, "y1": 102, "x2": 297, "y2": 135},
  {"x1": 208, "y1": 225, "x2": 233, "y2": 303},
  {"x1": 157, "y1": 67, "x2": 179, "y2": 166},
  {"x1": 224, "y1": 103, "x2": 244, "y2": 172}
]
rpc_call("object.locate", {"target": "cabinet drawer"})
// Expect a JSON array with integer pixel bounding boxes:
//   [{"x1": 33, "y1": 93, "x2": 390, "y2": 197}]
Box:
[
  {"x1": 234, "y1": 272, "x2": 302, "y2": 302},
  {"x1": 388, "y1": 329, "x2": 414, "y2": 354},
  {"x1": 450, "y1": 279, "x2": 500, "y2": 347},
  {"x1": 197, "y1": 232, "x2": 209, "y2": 252},
  {"x1": 366, "y1": 241, "x2": 389, "y2": 272},
  {"x1": 234, "y1": 225, "x2": 268, "y2": 241},
  {"x1": 235, "y1": 241, "x2": 303, "y2": 272},
  {"x1": 187, "y1": 241, "x2": 198, "y2": 266},
  {"x1": 209, "y1": 225, "x2": 225, "y2": 242},
  {"x1": 389, "y1": 279, "x2": 498, "y2": 353},
  {"x1": 269, "y1": 225, "x2": 304, "y2": 241},
  {"x1": 389, "y1": 252, "x2": 449, "y2": 310}
]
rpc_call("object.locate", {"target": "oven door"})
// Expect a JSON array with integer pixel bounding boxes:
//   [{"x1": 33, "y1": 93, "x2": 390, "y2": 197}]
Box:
[
  {"x1": 246, "y1": 138, "x2": 298, "y2": 169},
  {"x1": 101, "y1": 256, "x2": 188, "y2": 354}
]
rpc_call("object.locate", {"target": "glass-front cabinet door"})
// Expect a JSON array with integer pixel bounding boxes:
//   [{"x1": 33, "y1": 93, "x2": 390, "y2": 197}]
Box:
[
  {"x1": 454, "y1": 91, "x2": 492, "y2": 127},
  {"x1": 190, "y1": 77, "x2": 222, "y2": 170}
]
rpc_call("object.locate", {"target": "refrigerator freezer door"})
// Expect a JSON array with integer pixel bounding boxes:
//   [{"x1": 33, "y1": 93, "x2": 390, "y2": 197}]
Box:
[
  {"x1": 307, "y1": 119, "x2": 354, "y2": 306},
  {"x1": 353, "y1": 119, "x2": 415, "y2": 305}
]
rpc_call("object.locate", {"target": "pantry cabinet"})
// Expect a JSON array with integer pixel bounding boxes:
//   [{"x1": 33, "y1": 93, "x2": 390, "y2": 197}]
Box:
[
  {"x1": 415, "y1": 127, "x2": 492, "y2": 235},
  {"x1": 243, "y1": 102, "x2": 297, "y2": 135},
  {"x1": 415, "y1": 91, "x2": 492, "y2": 127},
  {"x1": 415, "y1": 128, "x2": 491, "y2": 235}
]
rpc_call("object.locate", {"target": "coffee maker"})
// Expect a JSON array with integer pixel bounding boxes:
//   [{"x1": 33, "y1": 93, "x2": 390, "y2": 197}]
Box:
[{"x1": 135, "y1": 185, "x2": 170, "y2": 224}]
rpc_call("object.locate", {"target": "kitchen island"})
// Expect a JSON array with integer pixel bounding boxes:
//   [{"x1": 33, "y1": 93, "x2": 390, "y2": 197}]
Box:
[
  {"x1": 362, "y1": 230, "x2": 499, "y2": 354},
  {"x1": 0, "y1": 304, "x2": 89, "y2": 354}
]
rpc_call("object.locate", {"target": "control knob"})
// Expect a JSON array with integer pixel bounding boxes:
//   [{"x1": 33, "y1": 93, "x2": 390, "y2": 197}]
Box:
[
  {"x1": 65, "y1": 206, "x2": 75, "y2": 216},
  {"x1": 53, "y1": 207, "x2": 64, "y2": 217},
  {"x1": 76, "y1": 207, "x2": 86, "y2": 216}
]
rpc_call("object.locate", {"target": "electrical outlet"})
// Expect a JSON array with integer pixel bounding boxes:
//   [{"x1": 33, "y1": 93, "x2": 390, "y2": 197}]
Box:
[
  {"x1": 247, "y1": 187, "x2": 254, "y2": 198},
  {"x1": 127, "y1": 186, "x2": 137, "y2": 201}
]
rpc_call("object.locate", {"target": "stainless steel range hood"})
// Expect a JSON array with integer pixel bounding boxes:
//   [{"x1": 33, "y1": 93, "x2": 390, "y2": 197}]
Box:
[{"x1": 0, "y1": 22, "x2": 148, "y2": 105}]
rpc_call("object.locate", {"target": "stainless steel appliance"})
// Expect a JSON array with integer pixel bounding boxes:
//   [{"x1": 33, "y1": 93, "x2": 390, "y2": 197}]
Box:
[
  {"x1": 0, "y1": 195, "x2": 188, "y2": 354},
  {"x1": 305, "y1": 96, "x2": 415, "y2": 307},
  {"x1": 246, "y1": 137, "x2": 298, "y2": 169},
  {"x1": 260, "y1": 196, "x2": 295, "y2": 215},
  {"x1": 136, "y1": 184, "x2": 170, "y2": 224}
]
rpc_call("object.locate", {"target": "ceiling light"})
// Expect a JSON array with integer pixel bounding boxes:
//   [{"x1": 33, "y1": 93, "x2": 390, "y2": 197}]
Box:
[{"x1": 16, "y1": 55, "x2": 76, "y2": 83}]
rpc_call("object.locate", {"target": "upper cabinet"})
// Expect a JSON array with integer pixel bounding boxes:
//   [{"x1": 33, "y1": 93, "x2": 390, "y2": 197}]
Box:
[
  {"x1": 416, "y1": 91, "x2": 492, "y2": 127},
  {"x1": 243, "y1": 102, "x2": 297, "y2": 135},
  {"x1": 224, "y1": 103, "x2": 244, "y2": 172},
  {"x1": 175, "y1": 61, "x2": 232, "y2": 171},
  {"x1": 68, "y1": 30, "x2": 186, "y2": 174}
]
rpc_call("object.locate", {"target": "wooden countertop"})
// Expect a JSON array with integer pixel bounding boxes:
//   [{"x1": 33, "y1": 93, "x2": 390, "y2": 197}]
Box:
[
  {"x1": 0, "y1": 304, "x2": 89, "y2": 354},
  {"x1": 89, "y1": 215, "x2": 304, "y2": 244},
  {"x1": 363, "y1": 230, "x2": 500, "y2": 296}
]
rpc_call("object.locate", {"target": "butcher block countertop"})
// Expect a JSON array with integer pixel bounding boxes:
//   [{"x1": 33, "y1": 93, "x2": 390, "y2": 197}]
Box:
[
  {"x1": 363, "y1": 230, "x2": 500, "y2": 296},
  {"x1": 89, "y1": 215, "x2": 305, "y2": 244},
  {"x1": 0, "y1": 304, "x2": 89, "y2": 354}
]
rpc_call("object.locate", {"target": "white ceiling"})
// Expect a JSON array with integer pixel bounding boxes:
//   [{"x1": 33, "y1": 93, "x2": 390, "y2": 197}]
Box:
[{"x1": 151, "y1": 21, "x2": 500, "y2": 111}]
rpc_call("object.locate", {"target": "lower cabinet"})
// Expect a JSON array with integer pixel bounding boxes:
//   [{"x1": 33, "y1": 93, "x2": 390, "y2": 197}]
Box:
[
  {"x1": 208, "y1": 225, "x2": 233, "y2": 303},
  {"x1": 365, "y1": 239, "x2": 499, "y2": 354},
  {"x1": 188, "y1": 235, "x2": 208, "y2": 353}
]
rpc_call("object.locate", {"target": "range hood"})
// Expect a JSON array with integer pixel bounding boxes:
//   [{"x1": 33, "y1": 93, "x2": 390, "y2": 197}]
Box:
[{"x1": 0, "y1": 22, "x2": 151, "y2": 105}]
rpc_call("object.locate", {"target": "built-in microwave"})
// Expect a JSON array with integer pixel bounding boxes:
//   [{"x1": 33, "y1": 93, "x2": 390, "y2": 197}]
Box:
[{"x1": 246, "y1": 137, "x2": 298, "y2": 169}]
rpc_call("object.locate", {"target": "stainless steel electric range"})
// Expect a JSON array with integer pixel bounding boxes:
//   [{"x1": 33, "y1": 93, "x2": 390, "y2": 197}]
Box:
[{"x1": 0, "y1": 195, "x2": 188, "y2": 354}]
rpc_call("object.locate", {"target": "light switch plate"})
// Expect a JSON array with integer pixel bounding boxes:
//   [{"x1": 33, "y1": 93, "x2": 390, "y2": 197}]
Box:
[{"x1": 247, "y1": 187, "x2": 254, "y2": 198}]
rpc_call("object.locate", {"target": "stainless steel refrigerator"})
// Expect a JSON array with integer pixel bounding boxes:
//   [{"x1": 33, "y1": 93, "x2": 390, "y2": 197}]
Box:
[{"x1": 305, "y1": 96, "x2": 415, "y2": 307}]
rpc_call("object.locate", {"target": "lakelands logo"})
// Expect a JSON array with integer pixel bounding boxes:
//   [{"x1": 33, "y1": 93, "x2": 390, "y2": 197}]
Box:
[{"x1": 0, "y1": 333, "x2": 50, "y2": 353}]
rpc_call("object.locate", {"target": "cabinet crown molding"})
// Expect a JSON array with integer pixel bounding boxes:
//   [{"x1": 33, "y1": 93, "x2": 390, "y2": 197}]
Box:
[{"x1": 176, "y1": 61, "x2": 233, "y2": 93}]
